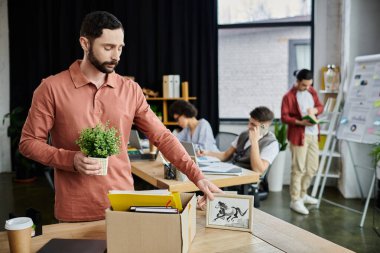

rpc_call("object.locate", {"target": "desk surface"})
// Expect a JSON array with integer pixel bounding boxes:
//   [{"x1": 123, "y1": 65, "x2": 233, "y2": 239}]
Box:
[
  {"x1": 0, "y1": 209, "x2": 352, "y2": 253},
  {"x1": 131, "y1": 158, "x2": 260, "y2": 192}
]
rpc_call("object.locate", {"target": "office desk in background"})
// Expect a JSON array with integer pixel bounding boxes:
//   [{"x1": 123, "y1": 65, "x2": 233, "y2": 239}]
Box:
[
  {"x1": 0, "y1": 209, "x2": 353, "y2": 253},
  {"x1": 131, "y1": 158, "x2": 260, "y2": 192}
]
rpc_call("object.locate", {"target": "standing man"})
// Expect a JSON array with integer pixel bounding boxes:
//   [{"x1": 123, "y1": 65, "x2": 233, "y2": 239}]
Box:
[
  {"x1": 19, "y1": 11, "x2": 221, "y2": 222},
  {"x1": 281, "y1": 69, "x2": 323, "y2": 215}
]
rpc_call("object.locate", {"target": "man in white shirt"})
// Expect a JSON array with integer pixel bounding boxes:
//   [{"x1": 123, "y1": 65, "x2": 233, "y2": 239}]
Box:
[{"x1": 202, "y1": 106, "x2": 279, "y2": 175}]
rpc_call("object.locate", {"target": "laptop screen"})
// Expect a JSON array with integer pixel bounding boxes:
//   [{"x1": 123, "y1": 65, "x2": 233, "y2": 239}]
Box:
[
  {"x1": 180, "y1": 141, "x2": 196, "y2": 156},
  {"x1": 180, "y1": 141, "x2": 199, "y2": 166},
  {"x1": 129, "y1": 130, "x2": 142, "y2": 150}
]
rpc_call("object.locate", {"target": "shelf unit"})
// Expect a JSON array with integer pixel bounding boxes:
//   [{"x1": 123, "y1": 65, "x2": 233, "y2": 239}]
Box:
[
  {"x1": 311, "y1": 70, "x2": 344, "y2": 205},
  {"x1": 146, "y1": 97, "x2": 197, "y2": 125}
]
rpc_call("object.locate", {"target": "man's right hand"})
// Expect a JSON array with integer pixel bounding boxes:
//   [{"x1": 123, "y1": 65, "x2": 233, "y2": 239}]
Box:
[{"x1": 73, "y1": 152, "x2": 102, "y2": 175}]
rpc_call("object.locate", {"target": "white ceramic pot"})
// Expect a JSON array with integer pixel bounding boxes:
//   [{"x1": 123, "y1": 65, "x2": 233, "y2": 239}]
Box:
[
  {"x1": 89, "y1": 157, "x2": 109, "y2": 176},
  {"x1": 268, "y1": 151, "x2": 286, "y2": 192}
]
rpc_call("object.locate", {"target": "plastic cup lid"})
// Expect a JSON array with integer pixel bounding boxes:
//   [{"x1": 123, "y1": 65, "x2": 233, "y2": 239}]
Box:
[{"x1": 5, "y1": 217, "x2": 33, "y2": 230}]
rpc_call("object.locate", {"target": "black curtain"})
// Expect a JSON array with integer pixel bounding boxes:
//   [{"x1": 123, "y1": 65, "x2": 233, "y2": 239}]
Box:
[{"x1": 8, "y1": 0, "x2": 219, "y2": 133}]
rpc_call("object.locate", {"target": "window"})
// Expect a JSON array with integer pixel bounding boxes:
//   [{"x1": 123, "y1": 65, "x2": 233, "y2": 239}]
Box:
[
  {"x1": 288, "y1": 39, "x2": 311, "y2": 88},
  {"x1": 218, "y1": 0, "x2": 313, "y2": 119}
]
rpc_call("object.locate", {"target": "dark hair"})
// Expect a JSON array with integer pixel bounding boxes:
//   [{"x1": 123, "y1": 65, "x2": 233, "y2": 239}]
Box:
[
  {"x1": 169, "y1": 100, "x2": 198, "y2": 118},
  {"x1": 80, "y1": 11, "x2": 123, "y2": 40},
  {"x1": 293, "y1": 69, "x2": 313, "y2": 81},
  {"x1": 250, "y1": 106, "x2": 274, "y2": 122}
]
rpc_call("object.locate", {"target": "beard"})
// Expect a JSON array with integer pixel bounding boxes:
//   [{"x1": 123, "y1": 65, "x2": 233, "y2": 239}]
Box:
[{"x1": 88, "y1": 46, "x2": 118, "y2": 74}]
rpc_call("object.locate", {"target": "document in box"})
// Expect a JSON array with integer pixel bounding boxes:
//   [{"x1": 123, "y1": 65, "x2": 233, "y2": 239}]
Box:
[
  {"x1": 200, "y1": 162, "x2": 243, "y2": 176},
  {"x1": 129, "y1": 206, "x2": 179, "y2": 214},
  {"x1": 108, "y1": 190, "x2": 183, "y2": 212}
]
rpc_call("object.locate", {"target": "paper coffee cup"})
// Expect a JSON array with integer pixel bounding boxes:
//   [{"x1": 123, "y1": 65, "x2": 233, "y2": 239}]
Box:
[
  {"x1": 5, "y1": 217, "x2": 33, "y2": 253},
  {"x1": 89, "y1": 157, "x2": 109, "y2": 175}
]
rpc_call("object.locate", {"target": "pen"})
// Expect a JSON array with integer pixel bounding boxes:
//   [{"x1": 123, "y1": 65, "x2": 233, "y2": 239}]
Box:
[
  {"x1": 159, "y1": 152, "x2": 170, "y2": 166},
  {"x1": 196, "y1": 144, "x2": 203, "y2": 155}
]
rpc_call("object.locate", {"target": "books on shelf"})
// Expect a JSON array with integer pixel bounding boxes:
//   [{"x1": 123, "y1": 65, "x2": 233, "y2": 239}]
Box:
[{"x1": 162, "y1": 75, "x2": 180, "y2": 98}]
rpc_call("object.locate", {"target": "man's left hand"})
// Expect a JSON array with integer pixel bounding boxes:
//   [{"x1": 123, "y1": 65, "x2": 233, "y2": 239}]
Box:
[{"x1": 196, "y1": 179, "x2": 223, "y2": 210}]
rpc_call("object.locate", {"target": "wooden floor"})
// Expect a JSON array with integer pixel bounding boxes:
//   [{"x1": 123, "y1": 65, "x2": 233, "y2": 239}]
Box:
[{"x1": 0, "y1": 173, "x2": 379, "y2": 252}]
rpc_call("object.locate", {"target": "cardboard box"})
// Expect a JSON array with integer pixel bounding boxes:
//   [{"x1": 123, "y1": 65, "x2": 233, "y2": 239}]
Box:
[{"x1": 106, "y1": 193, "x2": 196, "y2": 253}]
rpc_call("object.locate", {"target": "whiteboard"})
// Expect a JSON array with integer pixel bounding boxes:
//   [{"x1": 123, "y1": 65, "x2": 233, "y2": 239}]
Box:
[{"x1": 337, "y1": 54, "x2": 380, "y2": 144}]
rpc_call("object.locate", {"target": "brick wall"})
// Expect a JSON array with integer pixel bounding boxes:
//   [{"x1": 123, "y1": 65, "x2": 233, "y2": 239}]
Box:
[{"x1": 218, "y1": 26, "x2": 310, "y2": 118}]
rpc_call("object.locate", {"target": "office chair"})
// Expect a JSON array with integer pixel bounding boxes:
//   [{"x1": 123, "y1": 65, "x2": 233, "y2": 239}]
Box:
[
  {"x1": 215, "y1": 132, "x2": 238, "y2": 151},
  {"x1": 246, "y1": 166, "x2": 271, "y2": 208}
]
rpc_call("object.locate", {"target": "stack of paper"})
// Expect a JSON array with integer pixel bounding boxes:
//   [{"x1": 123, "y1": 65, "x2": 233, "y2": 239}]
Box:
[
  {"x1": 108, "y1": 190, "x2": 183, "y2": 212},
  {"x1": 196, "y1": 156, "x2": 220, "y2": 164},
  {"x1": 199, "y1": 162, "x2": 243, "y2": 176},
  {"x1": 129, "y1": 206, "x2": 178, "y2": 214}
]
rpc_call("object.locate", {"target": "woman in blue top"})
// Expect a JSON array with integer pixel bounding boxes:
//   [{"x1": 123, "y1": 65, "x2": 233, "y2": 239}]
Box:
[{"x1": 169, "y1": 100, "x2": 219, "y2": 151}]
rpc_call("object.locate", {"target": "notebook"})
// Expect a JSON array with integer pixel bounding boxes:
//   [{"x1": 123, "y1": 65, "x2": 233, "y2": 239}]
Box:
[
  {"x1": 37, "y1": 239, "x2": 106, "y2": 253},
  {"x1": 199, "y1": 162, "x2": 243, "y2": 176}
]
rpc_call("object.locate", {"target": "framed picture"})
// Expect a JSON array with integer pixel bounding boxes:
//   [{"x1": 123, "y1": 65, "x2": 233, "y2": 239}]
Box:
[{"x1": 206, "y1": 194, "x2": 253, "y2": 233}]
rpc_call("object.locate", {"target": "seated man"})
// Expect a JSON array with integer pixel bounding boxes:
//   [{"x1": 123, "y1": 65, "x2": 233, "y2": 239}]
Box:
[{"x1": 202, "y1": 106, "x2": 279, "y2": 175}]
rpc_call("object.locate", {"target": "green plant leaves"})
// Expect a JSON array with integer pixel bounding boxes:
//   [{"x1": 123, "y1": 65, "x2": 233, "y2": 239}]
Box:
[
  {"x1": 274, "y1": 121, "x2": 288, "y2": 151},
  {"x1": 370, "y1": 143, "x2": 380, "y2": 164},
  {"x1": 76, "y1": 121, "x2": 121, "y2": 158}
]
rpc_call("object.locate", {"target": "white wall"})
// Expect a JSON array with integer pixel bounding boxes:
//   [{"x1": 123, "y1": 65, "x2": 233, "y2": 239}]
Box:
[
  {"x1": 314, "y1": 0, "x2": 342, "y2": 90},
  {"x1": 338, "y1": 0, "x2": 380, "y2": 198},
  {"x1": 0, "y1": 0, "x2": 11, "y2": 173},
  {"x1": 347, "y1": 0, "x2": 380, "y2": 75}
]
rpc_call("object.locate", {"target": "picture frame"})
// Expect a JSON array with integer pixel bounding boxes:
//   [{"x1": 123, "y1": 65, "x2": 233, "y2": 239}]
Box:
[{"x1": 206, "y1": 194, "x2": 254, "y2": 233}]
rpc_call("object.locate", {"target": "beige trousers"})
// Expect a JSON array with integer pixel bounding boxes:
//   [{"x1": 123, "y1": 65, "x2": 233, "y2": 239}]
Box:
[{"x1": 290, "y1": 135, "x2": 319, "y2": 202}]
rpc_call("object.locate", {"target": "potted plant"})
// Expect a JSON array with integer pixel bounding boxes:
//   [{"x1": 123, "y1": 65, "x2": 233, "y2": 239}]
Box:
[
  {"x1": 76, "y1": 121, "x2": 121, "y2": 176},
  {"x1": 370, "y1": 143, "x2": 380, "y2": 209},
  {"x1": 150, "y1": 104, "x2": 163, "y2": 121},
  {"x1": 267, "y1": 121, "x2": 288, "y2": 192},
  {"x1": 3, "y1": 107, "x2": 37, "y2": 182}
]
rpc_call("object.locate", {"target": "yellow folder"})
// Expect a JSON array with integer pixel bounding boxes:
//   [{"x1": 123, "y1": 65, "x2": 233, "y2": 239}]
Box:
[{"x1": 108, "y1": 191, "x2": 183, "y2": 212}]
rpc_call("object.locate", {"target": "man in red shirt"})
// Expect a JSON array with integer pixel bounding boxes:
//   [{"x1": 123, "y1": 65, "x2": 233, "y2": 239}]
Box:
[
  {"x1": 19, "y1": 11, "x2": 221, "y2": 222},
  {"x1": 281, "y1": 69, "x2": 323, "y2": 215}
]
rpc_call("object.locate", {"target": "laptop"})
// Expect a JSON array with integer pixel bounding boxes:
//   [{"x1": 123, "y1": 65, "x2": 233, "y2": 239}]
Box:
[
  {"x1": 129, "y1": 147, "x2": 159, "y2": 161},
  {"x1": 129, "y1": 130, "x2": 149, "y2": 150},
  {"x1": 180, "y1": 141, "x2": 242, "y2": 175},
  {"x1": 128, "y1": 130, "x2": 158, "y2": 161},
  {"x1": 180, "y1": 141, "x2": 220, "y2": 165}
]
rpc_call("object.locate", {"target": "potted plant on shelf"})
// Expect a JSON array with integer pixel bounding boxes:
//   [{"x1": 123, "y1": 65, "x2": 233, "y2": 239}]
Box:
[
  {"x1": 150, "y1": 104, "x2": 163, "y2": 121},
  {"x1": 3, "y1": 107, "x2": 37, "y2": 182},
  {"x1": 267, "y1": 121, "x2": 288, "y2": 192},
  {"x1": 76, "y1": 121, "x2": 121, "y2": 176}
]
